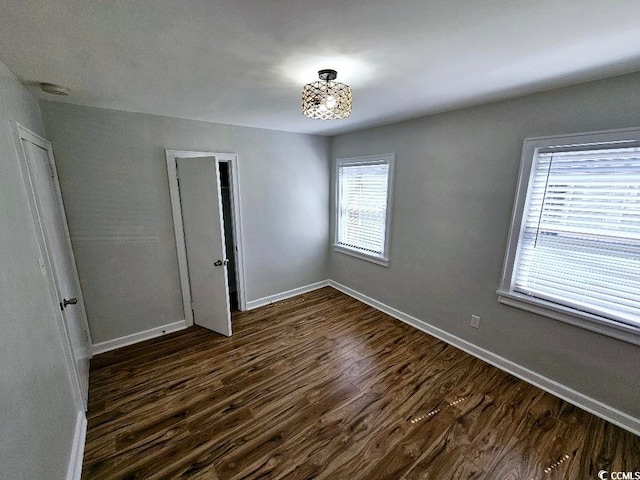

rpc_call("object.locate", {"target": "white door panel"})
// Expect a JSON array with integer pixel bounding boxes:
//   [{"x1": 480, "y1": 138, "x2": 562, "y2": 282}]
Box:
[
  {"x1": 22, "y1": 138, "x2": 90, "y2": 408},
  {"x1": 176, "y1": 157, "x2": 231, "y2": 336}
]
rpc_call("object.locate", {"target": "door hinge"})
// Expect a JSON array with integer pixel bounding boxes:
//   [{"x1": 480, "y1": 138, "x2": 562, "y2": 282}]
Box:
[{"x1": 48, "y1": 162, "x2": 55, "y2": 178}]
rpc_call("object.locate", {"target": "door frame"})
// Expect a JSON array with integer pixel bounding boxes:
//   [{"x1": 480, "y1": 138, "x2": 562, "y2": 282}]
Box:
[
  {"x1": 14, "y1": 123, "x2": 92, "y2": 410},
  {"x1": 166, "y1": 149, "x2": 248, "y2": 326}
]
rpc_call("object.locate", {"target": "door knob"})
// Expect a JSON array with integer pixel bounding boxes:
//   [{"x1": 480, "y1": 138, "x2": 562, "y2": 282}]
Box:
[
  {"x1": 62, "y1": 297, "x2": 78, "y2": 308},
  {"x1": 214, "y1": 260, "x2": 223, "y2": 267},
  {"x1": 223, "y1": 259, "x2": 229, "y2": 266}
]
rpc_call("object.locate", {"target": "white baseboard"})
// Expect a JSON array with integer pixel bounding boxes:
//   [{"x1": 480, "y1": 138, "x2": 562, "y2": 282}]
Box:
[
  {"x1": 66, "y1": 411, "x2": 87, "y2": 480},
  {"x1": 246, "y1": 280, "x2": 330, "y2": 310},
  {"x1": 84, "y1": 278, "x2": 639, "y2": 435},
  {"x1": 328, "y1": 280, "x2": 640, "y2": 437},
  {"x1": 92, "y1": 281, "x2": 331, "y2": 355},
  {"x1": 92, "y1": 319, "x2": 187, "y2": 355}
]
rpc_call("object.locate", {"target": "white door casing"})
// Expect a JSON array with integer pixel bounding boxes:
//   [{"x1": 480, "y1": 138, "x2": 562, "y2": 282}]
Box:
[
  {"x1": 16, "y1": 125, "x2": 92, "y2": 410},
  {"x1": 176, "y1": 157, "x2": 231, "y2": 336}
]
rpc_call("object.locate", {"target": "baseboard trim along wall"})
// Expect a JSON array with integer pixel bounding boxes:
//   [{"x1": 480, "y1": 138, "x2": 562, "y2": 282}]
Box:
[
  {"x1": 87, "y1": 279, "x2": 639, "y2": 435},
  {"x1": 66, "y1": 411, "x2": 87, "y2": 480},
  {"x1": 328, "y1": 280, "x2": 640, "y2": 437},
  {"x1": 93, "y1": 279, "x2": 332, "y2": 354},
  {"x1": 92, "y1": 320, "x2": 187, "y2": 355},
  {"x1": 246, "y1": 280, "x2": 330, "y2": 310}
]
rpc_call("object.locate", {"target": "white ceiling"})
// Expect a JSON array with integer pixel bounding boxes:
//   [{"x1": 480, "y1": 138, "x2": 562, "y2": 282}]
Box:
[{"x1": 1, "y1": 0, "x2": 640, "y2": 136}]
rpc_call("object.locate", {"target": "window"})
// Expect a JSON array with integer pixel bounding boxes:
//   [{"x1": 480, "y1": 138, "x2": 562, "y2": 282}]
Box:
[
  {"x1": 335, "y1": 154, "x2": 395, "y2": 266},
  {"x1": 498, "y1": 128, "x2": 640, "y2": 345}
]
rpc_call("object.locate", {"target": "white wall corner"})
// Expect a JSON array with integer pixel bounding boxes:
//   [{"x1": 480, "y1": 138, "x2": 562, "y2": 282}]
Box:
[
  {"x1": 66, "y1": 411, "x2": 87, "y2": 480},
  {"x1": 246, "y1": 280, "x2": 330, "y2": 310},
  {"x1": 92, "y1": 319, "x2": 187, "y2": 355},
  {"x1": 327, "y1": 280, "x2": 640, "y2": 437}
]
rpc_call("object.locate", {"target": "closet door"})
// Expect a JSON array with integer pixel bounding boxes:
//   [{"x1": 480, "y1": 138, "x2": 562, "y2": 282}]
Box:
[
  {"x1": 176, "y1": 156, "x2": 231, "y2": 336},
  {"x1": 20, "y1": 129, "x2": 91, "y2": 409}
]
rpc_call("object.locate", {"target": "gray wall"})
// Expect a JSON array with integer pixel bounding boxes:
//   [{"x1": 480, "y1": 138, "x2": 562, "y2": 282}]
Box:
[
  {"x1": 330, "y1": 71, "x2": 640, "y2": 418},
  {"x1": 40, "y1": 103, "x2": 330, "y2": 344},
  {"x1": 0, "y1": 61, "x2": 78, "y2": 479}
]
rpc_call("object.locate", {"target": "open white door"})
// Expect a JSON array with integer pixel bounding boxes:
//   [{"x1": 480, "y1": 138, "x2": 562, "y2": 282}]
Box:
[
  {"x1": 19, "y1": 128, "x2": 91, "y2": 409},
  {"x1": 176, "y1": 157, "x2": 232, "y2": 336}
]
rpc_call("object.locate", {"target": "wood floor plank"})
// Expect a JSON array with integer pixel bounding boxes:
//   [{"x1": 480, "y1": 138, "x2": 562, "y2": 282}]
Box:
[
  {"x1": 260, "y1": 391, "x2": 407, "y2": 480},
  {"x1": 462, "y1": 379, "x2": 544, "y2": 472},
  {"x1": 82, "y1": 287, "x2": 640, "y2": 479}
]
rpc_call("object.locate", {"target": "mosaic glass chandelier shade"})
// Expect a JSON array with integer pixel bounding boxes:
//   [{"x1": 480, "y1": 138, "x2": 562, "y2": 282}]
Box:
[{"x1": 302, "y1": 69, "x2": 352, "y2": 120}]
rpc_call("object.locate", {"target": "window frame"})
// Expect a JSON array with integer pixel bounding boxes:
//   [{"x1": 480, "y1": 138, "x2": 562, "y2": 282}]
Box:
[
  {"x1": 498, "y1": 126, "x2": 640, "y2": 346},
  {"x1": 334, "y1": 153, "x2": 395, "y2": 266}
]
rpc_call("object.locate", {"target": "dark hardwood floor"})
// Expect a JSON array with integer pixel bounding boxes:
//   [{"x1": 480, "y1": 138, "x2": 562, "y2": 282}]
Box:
[{"x1": 83, "y1": 287, "x2": 640, "y2": 479}]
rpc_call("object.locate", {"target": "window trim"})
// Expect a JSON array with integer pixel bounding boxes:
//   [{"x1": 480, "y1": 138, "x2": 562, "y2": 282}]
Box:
[
  {"x1": 498, "y1": 126, "x2": 640, "y2": 346},
  {"x1": 334, "y1": 153, "x2": 395, "y2": 266}
]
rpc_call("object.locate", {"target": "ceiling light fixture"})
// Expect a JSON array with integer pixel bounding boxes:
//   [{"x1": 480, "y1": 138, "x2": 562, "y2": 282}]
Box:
[
  {"x1": 302, "y1": 69, "x2": 352, "y2": 120},
  {"x1": 39, "y1": 82, "x2": 70, "y2": 96}
]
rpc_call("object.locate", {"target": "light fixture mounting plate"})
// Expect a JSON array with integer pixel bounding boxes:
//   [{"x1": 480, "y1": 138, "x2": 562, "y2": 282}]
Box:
[{"x1": 318, "y1": 69, "x2": 337, "y2": 81}]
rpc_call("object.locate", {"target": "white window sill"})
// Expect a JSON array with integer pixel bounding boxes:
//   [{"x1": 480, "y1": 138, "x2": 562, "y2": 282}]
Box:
[
  {"x1": 496, "y1": 290, "x2": 640, "y2": 347},
  {"x1": 333, "y1": 244, "x2": 389, "y2": 267}
]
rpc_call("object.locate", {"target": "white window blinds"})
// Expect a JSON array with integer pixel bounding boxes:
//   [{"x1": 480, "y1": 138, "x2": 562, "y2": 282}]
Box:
[
  {"x1": 513, "y1": 145, "x2": 640, "y2": 328},
  {"x1": 337, "y1": 160, "x2": 390, "y2": 257}
]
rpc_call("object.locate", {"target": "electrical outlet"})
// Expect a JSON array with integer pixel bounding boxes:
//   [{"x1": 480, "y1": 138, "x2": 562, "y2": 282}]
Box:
[{"x1": 470, "y1": 315, "x2": 480, "y2": 328}]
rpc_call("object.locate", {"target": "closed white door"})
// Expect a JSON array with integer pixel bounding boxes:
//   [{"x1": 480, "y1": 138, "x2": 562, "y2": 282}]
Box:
[
  {"x1": 176, "y1": 157, "x2": 232, "y2": 336},
  {"x1": 22, "y1": 137, "x2": 91, "y2": 408}
]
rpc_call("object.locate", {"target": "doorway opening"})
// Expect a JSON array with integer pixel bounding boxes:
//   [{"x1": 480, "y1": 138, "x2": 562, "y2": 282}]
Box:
[
  {"x1": 219, "y1": 161, "x2": 239, "y2": 312},
  {"x1": 166, "y1": 149, "x2": 247, "y2": 337}
]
